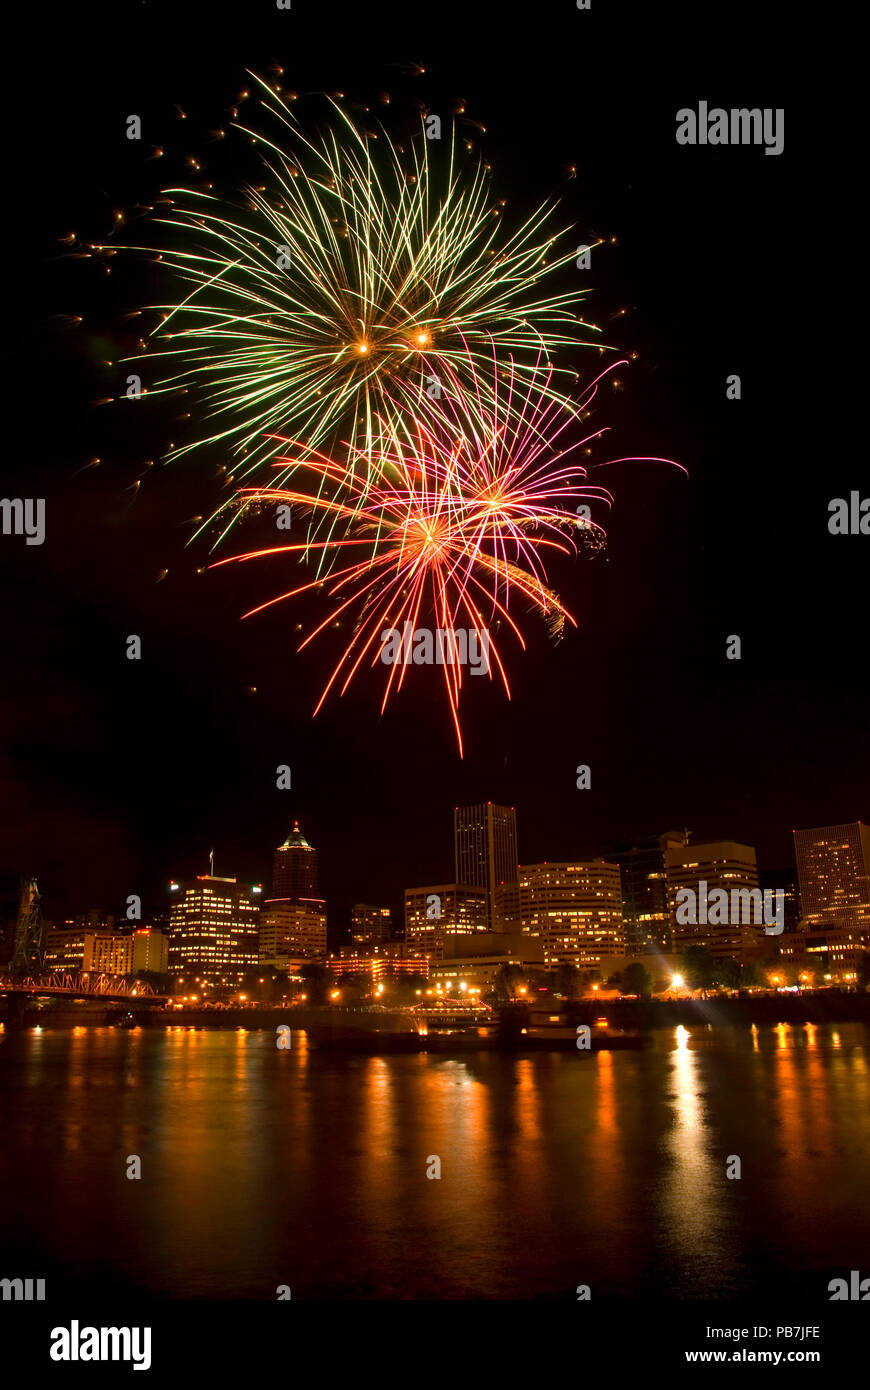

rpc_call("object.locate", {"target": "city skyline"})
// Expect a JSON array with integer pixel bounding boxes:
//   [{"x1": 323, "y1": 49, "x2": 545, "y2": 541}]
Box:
[{"x1": 9, "y1": 808, "x2": 867, "y2": 958}]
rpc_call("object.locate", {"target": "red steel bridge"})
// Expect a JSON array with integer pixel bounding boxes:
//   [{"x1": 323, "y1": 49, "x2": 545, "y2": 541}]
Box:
[
  {"x1": 0, "y1": 971, "x2": 167, "y2": 1003},
  {"x1": 2, "y1": 879, "x2": 167, "y2": 1021}
]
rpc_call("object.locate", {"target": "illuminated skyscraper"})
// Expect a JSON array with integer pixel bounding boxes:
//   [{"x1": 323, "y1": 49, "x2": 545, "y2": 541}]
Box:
[
  {"x1": 264, "y1": 821, "x2": 326, "y2": 961},
  {"x1": 664, "y1": 840, "x2": 761, "y2": 959},
  {"x1": 454, "y1": 803, "x2": 518, "y2": 930},
  {"x1": 514, "y1": 861, "x2": 624, "y2": 969},
  {"x1": 132, "y1": 926, "x2": 170, "y2": 975},
  {"x1": 259, "y1": 899, "x2": 327, "y2": 964},
  {"x1": 82, "y1": 932, "x2": 133, "y2": 974},
  {"x1": 351, "y1": 904, "x2": 392, "y2": 949},
  {"x1": 272, "y1": 822, "x2": 319, "y2": 898},
  {"x1": 404, "y1": 884, "x2": 488, "y2": 960},
  {"x1": 43, "y1": 925, "x2": 86, "y2": 971},
  {"x1": 610, "y1": 833, "x2": 682, "y2": 953},
  {"x1": 793, "y1": 821, "x2": 870, "y2": 938},
  {"x1": 168, "y1": 875, "x2": 260, "y2": 986}
]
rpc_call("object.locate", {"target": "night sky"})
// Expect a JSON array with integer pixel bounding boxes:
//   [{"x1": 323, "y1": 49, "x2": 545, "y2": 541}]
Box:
[{"x1": 2, "y1": 1, "x2": 866, "y2": 938}]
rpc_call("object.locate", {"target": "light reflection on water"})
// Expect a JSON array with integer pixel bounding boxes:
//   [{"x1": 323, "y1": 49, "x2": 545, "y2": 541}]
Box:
[{"x1": 0, "y1": 1023, "x2": 867, "y2": 1300}]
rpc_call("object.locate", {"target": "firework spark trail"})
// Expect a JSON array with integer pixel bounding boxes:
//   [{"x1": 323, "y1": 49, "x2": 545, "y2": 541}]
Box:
[
  {"x1": 103, "y1": 76, "x2": 684, "y2": 750},
  {"x1": 204, "y1": 353, "x2": 625, "y2": 753},
  {"x1": 123, "y1": 72, "x2": 606, "y2": 515}
]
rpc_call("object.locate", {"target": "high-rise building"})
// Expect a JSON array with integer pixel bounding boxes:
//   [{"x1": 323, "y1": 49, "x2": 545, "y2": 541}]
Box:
[
  {"x1": 513, "y1": 861, "x2": 624, "y2": 970},
  {"x1": 169, "y1": 875, "x2": 260, "y2": 986},
  {"x1": 793, "y1": 822, "x2": 870, "y2": 939},
  {"x1": 259, "y1": 899, "x2": 327, "y2": 965},
  {"x1": 404, "y1": 884, "x2": 488, "y2": 960},
  {"x1": 263, "y1": 820, "x2": 326, "y2": 963},
  {"x1": 83, "y1": 932, "x2": 133, "y2": 975},
  {"x1": 350, "y1": 904, "x2": 392, "y2": 950},
  {"x1": 131, "y1": 926, "x2": 170, "y2": 975},
  {"x1": 44, "y1": 916, "x2": 132, "y2": 973},
  {"x1": 44, "y1": 925, "x2": 87, "y2": 971},
  {"x1": 272, "y1": 822, "x2": 319, "y2": 898},
  {"x1": 664, "y1": 840, "x2": 762, "y2": 959},
  {"x1": 610, "y1": 833, "x2": 682, "y2": 953},
  {"x1": 454, "y1": 803, "x2": 518, "y2": 929}
]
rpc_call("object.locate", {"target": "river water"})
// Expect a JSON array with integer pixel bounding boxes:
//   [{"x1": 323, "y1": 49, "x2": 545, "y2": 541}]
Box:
[{"x1": 1, "y1": 1022, "x2": 867, "y2": 1301}]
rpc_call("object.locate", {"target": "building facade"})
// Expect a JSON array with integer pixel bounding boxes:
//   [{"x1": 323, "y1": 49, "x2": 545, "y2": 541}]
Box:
[
  {"x1": 610, "y1": 833, "x2": 681, "y2": 953},
  {"x1": 665, "y1": 840, "x2": 763, "y2": 959},
  {"x1": 131, "y1": 926, "x2": 169, "y2": 975},
  {"x1": 431, "y1": 932, "x2": 546, "y2": 992},
  {"x1": 272, "y1": 822, "x2": 319, "y2": 898},
  {"x1": 404, "y1": 884, "x2": 488, "y2": 960},
  {"x1": 350, "y1": 904, "x2": 392, "y2": 950},
  {"x1": 82, "y1": 932, "x2": 133, "y2": 975},
  {"x1": 43, "y1": 925, "x2": 87, "y2": 971},
  {"x1": 793, "y1": 821, "x2": 870, "y2": 939},
  {"x1": 759, "y1": 867, "x2": 801, "y2": 934},
  {"x1": 259, "y1": 898, "x2": 327, "y2": 965},
  {"x1": 330, "y1": 944, "x2": 429, "y2": 983},
  {"x1": 44, "y1": 922, "x2": 135, "y2": 975},
  {"x1": 168, "y1": 875, "x2": 260, "y2": 986},
  {"x1": 513, "y1": 861, "x2": 625, "y2": 971},
  {"x1": 454, "y1": 803, "x2": 519, "y2": 930}
]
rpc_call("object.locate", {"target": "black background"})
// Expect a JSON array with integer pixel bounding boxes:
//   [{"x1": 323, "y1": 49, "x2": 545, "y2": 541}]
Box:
[{"x1": 2, "y1": 0, "x2": 866, "y2": 937}]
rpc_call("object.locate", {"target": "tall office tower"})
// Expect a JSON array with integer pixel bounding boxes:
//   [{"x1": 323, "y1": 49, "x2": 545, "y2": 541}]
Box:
[
  {"x1": 265, "y1": 820, "x2": 326, "y2": 963},
  {"x1": 610, "y1": 834, "x2": 678, "y2": 953},
  {"x1": 272, "y1": 822, "x2": 319, "y2": 898},
  {"x1": 515, "y1": 861, "x2": 624, "y2": 970},
  {"x1": 404, "y1": 884, "x2": 488, "y2": 960},
  {"x1": 454, "y1": 803, "x2": 519, "y2": 930},
  {"x1": 168, "y1": 875, "x2": 260, "y2": 986},
  {"x1": 351, "y1": 904, "x2": 393, "y2": 950},
  {"x1": 259, "y1": 899, "x2": 327, "y2": 965},
  {"x1": 664, "y1": 840, "x2": 761, "y2": 959},
  {"x1": 793, "y1": 822, "x2": 870, "y2": 937}
]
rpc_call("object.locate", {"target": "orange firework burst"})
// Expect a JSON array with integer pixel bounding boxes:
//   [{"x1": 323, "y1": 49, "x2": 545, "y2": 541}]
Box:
[{"x1": 209, "y1": 351, "x2": 623, "y2": 754}]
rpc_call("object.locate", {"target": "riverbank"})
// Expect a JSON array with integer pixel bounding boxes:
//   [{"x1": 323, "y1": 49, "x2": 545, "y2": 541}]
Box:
[{"x1": 2, "y1": 989, "x2": 867, "y2": 1032}]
